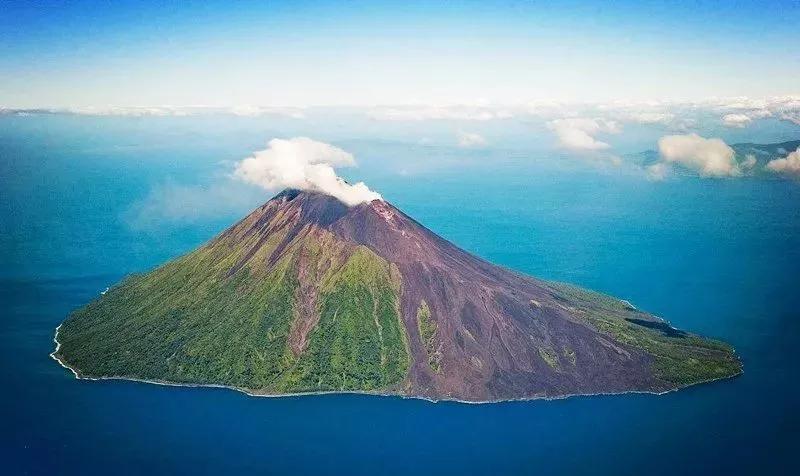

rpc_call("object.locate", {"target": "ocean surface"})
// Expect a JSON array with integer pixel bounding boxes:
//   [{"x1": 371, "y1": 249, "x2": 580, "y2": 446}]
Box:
[{"x1": 2, "y1": 116, "x2": 799, "y2": 475}]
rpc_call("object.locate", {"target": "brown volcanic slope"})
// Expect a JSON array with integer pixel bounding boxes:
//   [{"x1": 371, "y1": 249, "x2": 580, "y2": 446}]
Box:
[{"x1": 54, "y1": 189, "x2": 741, "y2": 402}]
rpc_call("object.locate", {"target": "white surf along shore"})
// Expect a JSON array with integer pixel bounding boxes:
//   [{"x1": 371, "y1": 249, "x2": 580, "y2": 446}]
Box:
[{"x1": 49, "y1": 322, "x2": 741, "y2": 405}]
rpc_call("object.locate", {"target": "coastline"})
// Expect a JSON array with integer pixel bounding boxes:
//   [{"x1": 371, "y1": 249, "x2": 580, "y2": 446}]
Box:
[
  {"x1": 50, "y1": 323, "x2": 743, "y2": 406},
  {"x1": 50, "y1": 324, "x2": 81, "y2": 379}
]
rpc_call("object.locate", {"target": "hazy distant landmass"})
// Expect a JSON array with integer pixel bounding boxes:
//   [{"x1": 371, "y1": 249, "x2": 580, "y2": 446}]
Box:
[
  {"x1": 634, "y1": 139, "x2": 800, "y2": 177},
  {"x1": 52, "y1": 189, "x2": 741, "y2": 402}
]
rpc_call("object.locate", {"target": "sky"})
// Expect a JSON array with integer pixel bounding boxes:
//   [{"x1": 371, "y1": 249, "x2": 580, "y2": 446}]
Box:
[{"x1": 2, "y1": 0, "x2": 799, "y2": 108}]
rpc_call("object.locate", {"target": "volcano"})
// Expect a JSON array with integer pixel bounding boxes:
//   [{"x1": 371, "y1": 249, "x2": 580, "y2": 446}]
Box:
[{"x1": 53, "y1": 189, "x2": 741, "y2": 402}]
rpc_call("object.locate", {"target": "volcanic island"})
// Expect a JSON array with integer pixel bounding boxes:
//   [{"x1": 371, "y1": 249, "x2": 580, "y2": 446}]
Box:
[{"x1": 52, "y1": 189, "x2": 741, "y2": 402}]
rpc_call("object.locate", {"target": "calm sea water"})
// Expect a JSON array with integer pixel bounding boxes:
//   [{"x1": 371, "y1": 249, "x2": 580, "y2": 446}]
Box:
[{"x1": 2, "y1": 116, "x2": 799, "y2": 475}]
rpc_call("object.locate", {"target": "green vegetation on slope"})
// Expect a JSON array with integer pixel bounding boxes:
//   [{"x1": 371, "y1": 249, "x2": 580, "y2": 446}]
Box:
[
  {"x1": 56, "y1": 232, "x2": 410, "y2": 394},
  {"x1": 538, "y1": 347, "x2": 560, "y2": 370},
  {"x1": 57, "y1": 235, "x2": 299, "y2": 388},
  {"x1": 416, "y1": 300, "x2": 441, "y2": 373},
  {"x1": 543, "y1": 282, "x2": 742, "y2": 387},
  {"x1": 276, "y1": 247, "x2": 409, "y2": 392}
]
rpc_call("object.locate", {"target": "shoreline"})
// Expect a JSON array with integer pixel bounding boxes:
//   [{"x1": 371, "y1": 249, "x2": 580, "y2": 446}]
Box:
[
  {"x1": 50, "y1": 324, "x2": 81, "y2": 379},
  {"x1": 49, "y1": 324, "x2": 742, "y2": 406}
]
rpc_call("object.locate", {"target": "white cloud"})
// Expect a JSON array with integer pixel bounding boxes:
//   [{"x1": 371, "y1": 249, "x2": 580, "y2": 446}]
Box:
[
  {"x1": 546, "y1": 118, "x2": 621, "y2": 151},
  {"x1": 525, "y1": 100, "x2": 579, "y2": 119},
  {"x1": 779, "y1": 112, "x2": 800, "y2": 126},
  {"x1": 67, "y1": 106, "x2": 186, "y2": 116},
  {"x1": 766, "y1": 147, "x2": 800, "y2": 177},
  {"x1": 657, "y1": 133, "x2": 740, "y2": 177},
  {"x1": 705, "y1": 95, "x2": 800, "y2": 126},
  {"x1": 5, "y1": 105, "x2": 307, "y2": 118},
  {"x1": 233, "y1": 137, "x2": 381, "y2": 206},
  {"x1": 228, "y1": 105, "x2": 306, "y2": 118},
  {"x1": 6, "y1": 94, "x2": 800, "y2": 123},
  {"x1": 646, "y1": 163, "x2": 669, "y2": 181},
  {"x1": 602, "y1": 95, "x2": 793, "y2": 131},
  {"x1": 708, "y1": 96, "x2": 768, "y2": 110},
  {"x1": 722, "y1": 113, "x2": 752, "y2": 128},
  {"x1": 592, "y1": 104, "x2": 697, "y2": 131},
  {"x1": 722, "y1": 108, "x2": 772, "y2": 129},
  {"x1": 456, "y1": 130, "x2": 487, "y2": 148},
  {"x1": 367, "y1": 105, "x2": 512, "y2": 121},
  {"x1": 626, "y1": 111, "x2": 675, "y2": 125},
  {"x1": 747, "y1": 109, "x2": 773, "y2": 119}
]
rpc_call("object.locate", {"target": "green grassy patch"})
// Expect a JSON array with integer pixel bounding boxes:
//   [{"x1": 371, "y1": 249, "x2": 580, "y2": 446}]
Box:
[
  {"x1": 538, "y1": 347, "x2": 560, "y2": 370},
  {"x1": 416, "y1": 300, "x2": 442, "y2": 373},
  {"x1": 543, "y1": 281, "x2": 741, "y2": 387},
  {"x1": 275, "y1": 247, "x2": 409, "y2": 392}
]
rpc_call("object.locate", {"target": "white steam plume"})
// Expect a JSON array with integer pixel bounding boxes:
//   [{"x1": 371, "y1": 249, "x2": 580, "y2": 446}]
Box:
[{"x1": 234, "y1": 137, "x2": 382, "y2": 206}]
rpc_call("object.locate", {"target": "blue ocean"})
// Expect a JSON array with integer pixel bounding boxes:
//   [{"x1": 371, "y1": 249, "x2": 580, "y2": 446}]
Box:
[{"x1": 2, "y1": 115, "x2": 798, "y2": 475}]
